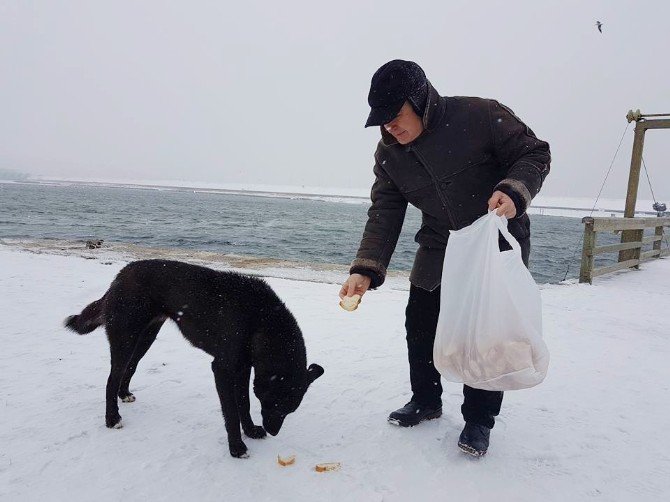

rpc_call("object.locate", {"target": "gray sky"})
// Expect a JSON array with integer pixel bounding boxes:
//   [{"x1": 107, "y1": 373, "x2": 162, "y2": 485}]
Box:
[{"x1": 1, "y1": 0, "x2": 669, "y2": 200}]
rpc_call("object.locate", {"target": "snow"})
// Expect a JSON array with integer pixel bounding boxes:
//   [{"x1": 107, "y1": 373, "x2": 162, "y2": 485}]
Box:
[{"x1": 1, "y1": 245, "x2": 670, "y2": 501}]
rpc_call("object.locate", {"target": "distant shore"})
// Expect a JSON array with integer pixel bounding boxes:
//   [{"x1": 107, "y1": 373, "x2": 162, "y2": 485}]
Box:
[
  {"x1": 0, "y1": 178, "x2": 370, "y2": 205},
  {"x1": 1, "y1": 177, "x2": 662, "y2": 217}
]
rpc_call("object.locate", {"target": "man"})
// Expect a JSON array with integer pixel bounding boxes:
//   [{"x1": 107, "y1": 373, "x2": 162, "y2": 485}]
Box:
[{"x1": 339, "y1": 60, "x2": 550, "y2": 456}]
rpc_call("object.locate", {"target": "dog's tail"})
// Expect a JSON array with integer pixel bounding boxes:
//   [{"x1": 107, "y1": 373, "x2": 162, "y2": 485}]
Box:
[{"x1": 64, "y1": 295, "x2": 106, "y2": 335}]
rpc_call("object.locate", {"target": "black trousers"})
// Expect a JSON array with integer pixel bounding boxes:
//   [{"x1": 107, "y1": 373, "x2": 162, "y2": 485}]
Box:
[
  {"x1": 404, "y1": 236, "x2": 530, "y2": 429},
  {"x1": 405, "y1": 284, "x2": 503, "y2": 429}
]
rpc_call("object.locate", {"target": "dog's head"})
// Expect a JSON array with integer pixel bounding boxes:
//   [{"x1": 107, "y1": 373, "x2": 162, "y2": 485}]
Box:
[{"x1": 254, "y1": 363, "x2": 324, "y2": 436}]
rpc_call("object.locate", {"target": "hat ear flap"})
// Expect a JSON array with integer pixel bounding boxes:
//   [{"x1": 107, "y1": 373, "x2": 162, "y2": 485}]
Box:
[
  {"x1": 306, "y1": 364, "x2": 324, "y2": 385},
  {"x1": 408, "y1": 80, "x2": 428, "y2": 118}
]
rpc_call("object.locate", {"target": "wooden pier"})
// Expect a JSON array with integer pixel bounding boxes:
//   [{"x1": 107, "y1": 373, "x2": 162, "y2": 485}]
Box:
[
  {"x1": 579, "y1": 216, "x2": 670, "y2": 283},
  {"x1": 579, "y1": 110, "x2": 669, "y2": 283}
]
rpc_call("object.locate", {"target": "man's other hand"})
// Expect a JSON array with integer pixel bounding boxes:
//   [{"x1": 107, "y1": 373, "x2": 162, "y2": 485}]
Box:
[
  {"x1": 339, "y1": 274, "x2": 372, "y2": 300},
  {"x1": 488, "y1": 190, "x2": 517, "y2": 219}
]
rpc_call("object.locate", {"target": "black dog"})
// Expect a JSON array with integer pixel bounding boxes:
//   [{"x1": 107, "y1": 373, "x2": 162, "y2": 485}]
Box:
[{"x1": 64, "y1": 259, "x2": 323, "y2": 458}]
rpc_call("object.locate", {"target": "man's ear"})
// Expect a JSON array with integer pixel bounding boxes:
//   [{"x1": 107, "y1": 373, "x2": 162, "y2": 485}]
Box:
[{"x1": 306, "y1": 363, "x2": 324, "y2": 384}]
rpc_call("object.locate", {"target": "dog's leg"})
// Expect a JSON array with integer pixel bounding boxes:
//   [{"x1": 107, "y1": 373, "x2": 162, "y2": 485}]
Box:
[
  {"x1": 105, "y1": 328, "x2": 138, "y2": 429},
  {"x1": 118, "y1": 318, "x2": 164, "y2": 402},
  {"x1": 104, "y1": 309, "x2": 155, "y2": 429},
  {"x1": 236, "y1": 363, "x2": 266, "y2": 439},
  {"x1": 212, "y1": 359, "x2": 248, "y2": 458}
]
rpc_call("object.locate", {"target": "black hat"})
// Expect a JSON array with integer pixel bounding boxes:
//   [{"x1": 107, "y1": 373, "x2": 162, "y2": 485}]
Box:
[{"x1": 365, "y1": 60, "x2": 428, "y2": 127}]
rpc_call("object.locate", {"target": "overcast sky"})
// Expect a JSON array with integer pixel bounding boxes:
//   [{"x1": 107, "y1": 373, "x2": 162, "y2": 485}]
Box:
[{"x1": 1, "y1": 0, "x2": 669, "y2": 200}]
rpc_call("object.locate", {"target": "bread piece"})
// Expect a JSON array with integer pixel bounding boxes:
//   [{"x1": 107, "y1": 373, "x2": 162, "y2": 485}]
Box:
[
  {"x1": 315, "y1": 462, "x2": 341, "y2": 472},
  {"x1": 339, "y1": 294, "x2": 361, "y2": 312},
  {"x1": 277, "y1": 454, "x2": 296, "y2": 466}
]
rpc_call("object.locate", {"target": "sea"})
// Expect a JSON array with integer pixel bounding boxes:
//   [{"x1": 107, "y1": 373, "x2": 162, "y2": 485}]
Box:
[{"x1": 0, "y1": 181, "x2": 626, "y2": 284}]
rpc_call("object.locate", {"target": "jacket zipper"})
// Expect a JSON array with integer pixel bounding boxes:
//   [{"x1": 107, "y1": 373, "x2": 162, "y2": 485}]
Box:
[{"x1": 409, "y1": 145, "x2": 458, "y2": 230}]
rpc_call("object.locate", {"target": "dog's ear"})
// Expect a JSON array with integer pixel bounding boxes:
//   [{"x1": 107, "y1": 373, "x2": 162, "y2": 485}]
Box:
[{"x1": 306, "y1": 363, "x2": 324, "y2": 385}]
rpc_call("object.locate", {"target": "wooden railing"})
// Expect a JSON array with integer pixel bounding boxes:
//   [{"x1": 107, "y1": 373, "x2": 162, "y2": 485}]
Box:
[{"x1": 579, "y1": 216, "x2": 670, "y2": 283}]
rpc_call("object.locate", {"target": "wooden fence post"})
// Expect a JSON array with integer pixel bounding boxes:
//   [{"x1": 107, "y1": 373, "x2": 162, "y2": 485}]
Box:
[
  {"x1": 654, "y1": 224, "x2": 664, "y2": 255},
  {"x1": 580, "y1": 218, "x2": 596, "y2": 284},
  {"x1": 632, "y1": 228, "x2": 644, "y2": 269}
]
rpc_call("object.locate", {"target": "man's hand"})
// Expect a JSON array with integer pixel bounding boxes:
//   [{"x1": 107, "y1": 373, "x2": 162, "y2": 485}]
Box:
[
  {"x1": 339, "y1": 274, "x2": 372, "y2": 300},
  {"x1": 488, "y1": 190, "x2": 517, "y2": 219}
]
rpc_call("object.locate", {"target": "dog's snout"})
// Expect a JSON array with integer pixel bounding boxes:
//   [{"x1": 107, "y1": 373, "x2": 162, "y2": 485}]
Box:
[{"x1": 262, "y1": 411, "x2": 286, "y2": 436}]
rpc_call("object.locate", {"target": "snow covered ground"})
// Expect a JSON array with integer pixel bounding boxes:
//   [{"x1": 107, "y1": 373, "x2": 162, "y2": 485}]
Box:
[{"x1": 1, "y1": 246, "x2": 670, "y2": 501}]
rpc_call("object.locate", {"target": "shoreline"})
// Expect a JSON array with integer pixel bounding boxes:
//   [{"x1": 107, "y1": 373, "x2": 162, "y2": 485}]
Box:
[
  {"x1": 0, "y1": 238, "x2": 413, "y2": 291},
  {"x1": 0, "y1": 237, "x2": 579, "y2": 288}
]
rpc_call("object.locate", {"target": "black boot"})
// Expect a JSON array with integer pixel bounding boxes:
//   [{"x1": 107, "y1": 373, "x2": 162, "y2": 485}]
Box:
[
  {"x1": 388, "y1": 401, "x2": 442, "y2": 427},
  {"x1": 458, "y1": 422, "x2": 490, "y2": 457}
]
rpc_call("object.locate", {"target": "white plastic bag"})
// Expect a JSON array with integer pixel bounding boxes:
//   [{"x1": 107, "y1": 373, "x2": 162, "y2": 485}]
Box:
[{"x1": 433, "y1": 211, "x2": 549, "y2": 391}]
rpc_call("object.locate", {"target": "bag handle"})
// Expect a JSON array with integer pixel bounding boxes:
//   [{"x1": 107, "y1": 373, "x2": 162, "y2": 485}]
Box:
[{"x1": 489, "y1": 211, "x2": 521, "y2": 255}]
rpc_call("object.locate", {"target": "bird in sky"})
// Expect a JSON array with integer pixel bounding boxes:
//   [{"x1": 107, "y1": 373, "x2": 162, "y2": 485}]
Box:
[{"x1": 596, "y1": 21, "x2": 603, "y2": 33}]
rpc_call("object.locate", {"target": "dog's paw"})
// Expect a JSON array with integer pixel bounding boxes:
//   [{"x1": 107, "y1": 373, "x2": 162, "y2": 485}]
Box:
[
  {"x1": 229, "y1": 440, "x2": 249, "y2": 458},
  {"x1": 106, "y1": 414, "x2": 123, "y2": 429},
  {"x1": 244, "y1": 425, "x2": 267, "y2": 439},
  {"x1": 119, "y1": 393, "x2": 136, "y2": 403}
]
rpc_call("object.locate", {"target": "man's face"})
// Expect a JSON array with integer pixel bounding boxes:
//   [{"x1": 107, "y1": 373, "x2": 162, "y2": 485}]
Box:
[{"x1": 383, "y1": 102, "x2": 424, "y2": 144}]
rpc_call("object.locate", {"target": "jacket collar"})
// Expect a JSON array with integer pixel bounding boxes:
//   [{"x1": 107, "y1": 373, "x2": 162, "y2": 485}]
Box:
[{"x1": 380, "y1": 81, "x2": 447, "y2": 147}]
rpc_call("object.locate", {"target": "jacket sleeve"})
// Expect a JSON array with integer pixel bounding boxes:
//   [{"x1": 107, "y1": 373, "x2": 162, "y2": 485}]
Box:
[
  {"x1": 349, "y1": 160, "x2": 408, "y2": 289},
  {"x1": 489, "y1": 100, "x2": 551, "y2": 216}
]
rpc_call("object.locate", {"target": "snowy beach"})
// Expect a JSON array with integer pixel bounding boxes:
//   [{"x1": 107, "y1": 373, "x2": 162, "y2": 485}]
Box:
[
  {"x1": 4, "y1": 1, "x2": 670, "y2": 500},
  {"x1": 1, "y1": 246, "x2": 669, "y2": 501}
]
